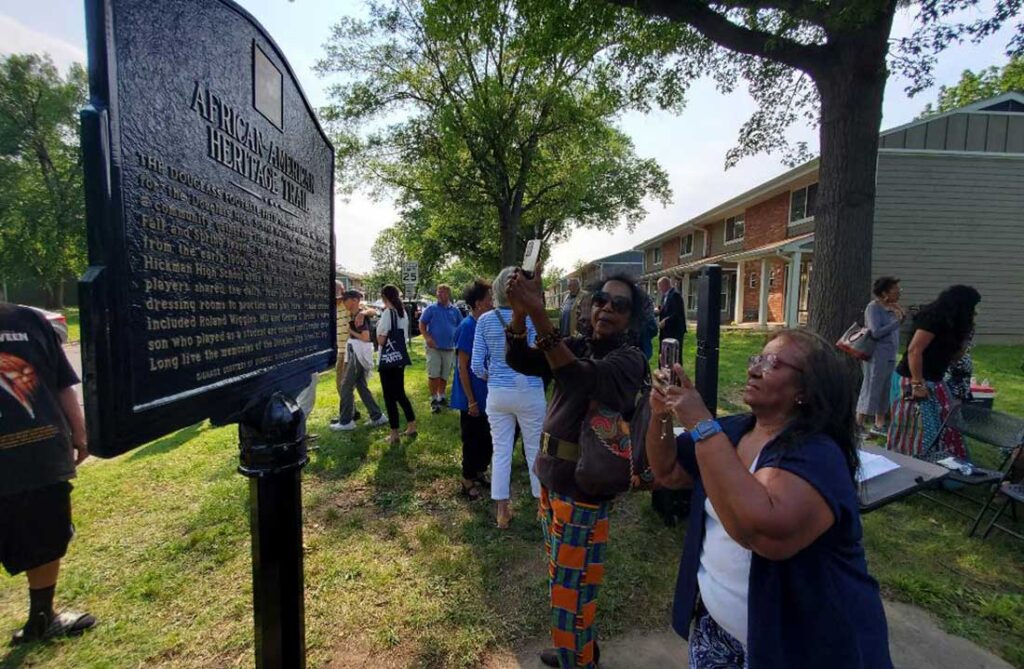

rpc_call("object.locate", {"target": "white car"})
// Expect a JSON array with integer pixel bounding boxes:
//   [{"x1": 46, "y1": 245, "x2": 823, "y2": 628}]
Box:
[{"x1": 24, "y1": 306, "x2": 69, "y2": 344}]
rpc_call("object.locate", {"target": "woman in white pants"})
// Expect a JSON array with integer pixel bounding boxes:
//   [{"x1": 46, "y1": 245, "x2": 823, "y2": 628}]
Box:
[{"x1": 471, "y1": 266, "x2": 546, "y2": 528}]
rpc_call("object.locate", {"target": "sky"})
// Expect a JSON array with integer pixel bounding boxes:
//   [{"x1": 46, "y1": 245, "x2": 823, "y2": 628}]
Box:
[{"x1": 0, "y1": 0, "x2": 1014, "y2": 274}]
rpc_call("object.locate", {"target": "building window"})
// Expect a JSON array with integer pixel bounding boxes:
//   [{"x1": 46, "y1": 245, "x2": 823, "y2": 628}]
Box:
[
  {"x1": 748, "y1": 272, "x2": 757, "y2": 289},
  {"x1": 725, "y1": 215, "x2": 744, "y2": 244},
  {"x1": 679, "y1": 233, "x2": 694, "y2": 257},
  {"x1": 769, "y1": 269, "x2": 778, "y2": 288},
  {"x1": 686, "y1": 276, "x2": 698, "y2": 311},
  {"x1": 789, "y1": 183, "x2": 818, "y2": 224},
  {"x1": 652, "y1": 246, "x2": 662, "y2": 265}
]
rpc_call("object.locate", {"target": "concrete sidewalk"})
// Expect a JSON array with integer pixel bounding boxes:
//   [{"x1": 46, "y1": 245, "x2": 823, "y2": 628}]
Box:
[{"x1": 492, "y1": 600, "x2": 1012, "y2": 669}]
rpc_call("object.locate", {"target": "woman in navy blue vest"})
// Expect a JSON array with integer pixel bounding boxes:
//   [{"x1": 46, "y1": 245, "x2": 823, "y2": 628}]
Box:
[{"x1": 645, "y1": 329, "x2": 892, "y2": 669}]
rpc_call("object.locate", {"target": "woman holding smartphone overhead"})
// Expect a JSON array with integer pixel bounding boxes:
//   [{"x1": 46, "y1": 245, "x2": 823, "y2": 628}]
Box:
[
  {"x1": 646, "y1": 329, "x2": 892, "y2": 669},
  {"x1": 505, "y1": 266, "x2": 647, "y2": 669}
]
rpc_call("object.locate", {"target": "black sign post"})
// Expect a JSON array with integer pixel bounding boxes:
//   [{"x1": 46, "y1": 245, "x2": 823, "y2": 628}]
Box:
[
  {"x1": 238, "y1": 393, "x2": 308, "y2": 669},
  {"x1": 80, "y1": 1, "x2": 335, "y2": 666},
  {"x1": 695, "y1": 265, "x2": 722, "y2": 413}
]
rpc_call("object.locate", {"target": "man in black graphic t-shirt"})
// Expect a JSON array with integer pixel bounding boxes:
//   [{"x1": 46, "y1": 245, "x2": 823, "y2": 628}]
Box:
[{"x1": 0, "y1": 303, "x2": 96, "y2": 644}]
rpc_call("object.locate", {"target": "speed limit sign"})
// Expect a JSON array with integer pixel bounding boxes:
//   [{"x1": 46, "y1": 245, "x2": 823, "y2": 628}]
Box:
[{"x1": 402, "y1": 261, "x2": 419, "y2": 285}]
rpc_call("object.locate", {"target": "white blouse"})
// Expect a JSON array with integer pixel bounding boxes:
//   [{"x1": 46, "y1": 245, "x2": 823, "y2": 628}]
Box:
[
  {"x1": 696, "y1": 451, "x2": 762, "y2": 646},
  {"x1": 376, "y1": 308, "x2": 410, "y2": 340}
]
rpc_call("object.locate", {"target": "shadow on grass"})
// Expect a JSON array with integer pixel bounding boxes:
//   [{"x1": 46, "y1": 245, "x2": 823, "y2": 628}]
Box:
[
  {"x1": 1, "y1": 643, "x2": 34, "y2": 669},
  {"x1": 127, "y1": 422, "x2": 204, "y2": 461}
]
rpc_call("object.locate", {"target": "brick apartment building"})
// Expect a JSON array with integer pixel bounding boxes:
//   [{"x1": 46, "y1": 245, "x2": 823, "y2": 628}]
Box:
[{"x1": 634, "y1": 92, "x2": 1024, "y2": 342}]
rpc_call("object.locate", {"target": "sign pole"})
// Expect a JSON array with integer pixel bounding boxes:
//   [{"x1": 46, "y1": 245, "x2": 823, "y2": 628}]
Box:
[
  {"x1": 237, "y1": 392, "x2": 308, "y2": 669},
  {"x1": 695, "y1": 265, "x2": 722, "y2": 414}
]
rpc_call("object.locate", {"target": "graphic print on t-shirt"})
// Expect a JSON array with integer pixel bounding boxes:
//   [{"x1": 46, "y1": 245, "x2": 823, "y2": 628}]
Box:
[{"x1": 0, "y1": 352, "x2": 39, "y2": 419}]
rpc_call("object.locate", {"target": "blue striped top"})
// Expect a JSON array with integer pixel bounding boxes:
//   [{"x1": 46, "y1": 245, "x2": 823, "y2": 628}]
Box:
[{"x1": 470, "y1": 308, "x2": 544, "y2": 390}]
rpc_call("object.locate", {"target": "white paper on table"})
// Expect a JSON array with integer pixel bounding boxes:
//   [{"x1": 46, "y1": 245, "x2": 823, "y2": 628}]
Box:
[{"x1": 856, "y1": 450, "x2": 901, "y2": 483}]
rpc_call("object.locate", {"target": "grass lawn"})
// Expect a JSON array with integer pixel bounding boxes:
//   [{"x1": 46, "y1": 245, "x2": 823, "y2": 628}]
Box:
[
  {"x1": 60, "y1": 308, "x2": 80, "y2": 344},
  {"x1": 1, "y1": 334, "x2": 1021, "y2": 668}
]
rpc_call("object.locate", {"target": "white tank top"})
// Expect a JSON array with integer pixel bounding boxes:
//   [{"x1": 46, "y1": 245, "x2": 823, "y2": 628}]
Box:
[{"x1": 696, "y1": 451, "x2": 761, "y2": 646}]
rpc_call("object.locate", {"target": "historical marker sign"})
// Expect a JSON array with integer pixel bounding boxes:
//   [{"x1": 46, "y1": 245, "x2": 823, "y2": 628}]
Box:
[{"x1": 80, "y1": 0, "x2": 336, "y2": 457}]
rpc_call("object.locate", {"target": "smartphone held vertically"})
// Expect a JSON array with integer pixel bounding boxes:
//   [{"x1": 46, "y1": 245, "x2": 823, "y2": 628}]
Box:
[
  {"x1": 659, "y1": 338, "x2": 681, "y2": 387},
  {"x1": 521, "y1": 239, "x2": 542, "y2": 279}
]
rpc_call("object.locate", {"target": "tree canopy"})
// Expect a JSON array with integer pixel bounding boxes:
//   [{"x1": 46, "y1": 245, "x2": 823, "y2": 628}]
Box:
[
  {"x1": 317, "y1": 0, "x2": 690, "y2": 268},
  {"x1": 609, "y1": 0, "x2": 1022, "y2": 340},
  {"x1": 921, "y1": 56, "x2": 1024, "y2": 115},
  {"x1": 0, "y1": 54, "x2": 87, "y2": 307}
]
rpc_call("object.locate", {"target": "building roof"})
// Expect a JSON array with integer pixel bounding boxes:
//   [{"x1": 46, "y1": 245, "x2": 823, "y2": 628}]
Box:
[
  {"x1": 590, "y1": 250, "x2": 644, "y2": 265},
  {"x1": 721, "y1": 232, "x2": 814, "y2": 262},
  {"x1": 879, "y1": 91, "x2": 1024, "y2": 138},
  {"x1": 635, "y1": 91, "x2": 1024, "y2": 252}
]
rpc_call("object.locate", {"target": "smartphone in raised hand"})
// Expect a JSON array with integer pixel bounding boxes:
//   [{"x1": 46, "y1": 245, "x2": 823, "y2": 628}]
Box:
[
  {"x1": 521, "y1": 239, "x2": 542, "y2": 279},
  {"x1": 659, "y1": 338, "x2": 681, "y2": 387}
]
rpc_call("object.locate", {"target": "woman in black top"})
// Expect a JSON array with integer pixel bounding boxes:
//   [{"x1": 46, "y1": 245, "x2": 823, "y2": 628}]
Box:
[
  {"x1": 505, "y1": 268, "x2": 647, "y2": 669},
  {"x1": 888, "y1": 285, "x2": 980, "y2": 457}
]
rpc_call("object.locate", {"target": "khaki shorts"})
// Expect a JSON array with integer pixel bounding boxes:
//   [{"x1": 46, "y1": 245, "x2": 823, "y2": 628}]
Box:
[{"x1": 425, "y1": 347, "x2": 455, "y2": 380}]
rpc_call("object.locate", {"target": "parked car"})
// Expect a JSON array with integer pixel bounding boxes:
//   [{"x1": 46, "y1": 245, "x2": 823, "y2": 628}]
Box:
[
  {"x1": 24, "y1": 306, "x2": 68, "y2": 344},
  {"x1": 366, "y1": 299, "x2": 424, "y2": 339}
]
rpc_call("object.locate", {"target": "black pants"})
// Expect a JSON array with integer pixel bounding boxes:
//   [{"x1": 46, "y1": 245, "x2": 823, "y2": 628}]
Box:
[
  {"x1": 379, "y1": 366, "x2": 416, "y2": 429},
  {"x1": 459, "y1": 410, "x2": 493, "y2": 480}
]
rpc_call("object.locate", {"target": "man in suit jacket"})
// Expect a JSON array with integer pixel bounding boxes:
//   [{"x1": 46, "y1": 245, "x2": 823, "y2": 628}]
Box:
[{"x1": 657, "y1": 276, "x2": 686, "y2": 365}]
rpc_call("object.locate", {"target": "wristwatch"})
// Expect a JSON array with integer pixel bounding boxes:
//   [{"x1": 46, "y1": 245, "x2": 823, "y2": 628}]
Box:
[{"x1": 692, "y1": 418, "x2": 724, "y2": 442}]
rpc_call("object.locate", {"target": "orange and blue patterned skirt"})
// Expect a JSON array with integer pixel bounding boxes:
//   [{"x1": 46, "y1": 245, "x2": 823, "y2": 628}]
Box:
[{"x1": 539, "y1": 487, "x2": 612, "y2": 669}]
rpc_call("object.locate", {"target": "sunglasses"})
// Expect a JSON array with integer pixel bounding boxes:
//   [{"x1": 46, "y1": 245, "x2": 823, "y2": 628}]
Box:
[
  {"x1": 747, "y1": 353, "x2": 803, "y2": 375},
  {"x1": 592, "y1": 291, "x2": 632, "y2": 314}
]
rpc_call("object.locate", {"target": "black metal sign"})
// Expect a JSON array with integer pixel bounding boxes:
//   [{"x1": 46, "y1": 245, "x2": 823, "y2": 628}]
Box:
[
  {"x1": 80, "y1": 0, "x2": 336, "y2": 457},
  {"x1": 695, "y1": 265, "x2": 722, "y2": 414}
]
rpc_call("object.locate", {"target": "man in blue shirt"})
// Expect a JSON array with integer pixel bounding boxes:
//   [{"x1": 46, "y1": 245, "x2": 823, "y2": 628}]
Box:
[{"x1": 418, "y1": 284, "x2": 463, "y2": 412}]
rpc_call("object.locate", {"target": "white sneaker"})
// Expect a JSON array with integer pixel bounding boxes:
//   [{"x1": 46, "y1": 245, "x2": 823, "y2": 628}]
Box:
[
  {"x1": 367, "y1": 415, "x2": 388, "y2": 427},
  {"x1": 329, "y1": 421, "x2": 357, "y2": 432}
]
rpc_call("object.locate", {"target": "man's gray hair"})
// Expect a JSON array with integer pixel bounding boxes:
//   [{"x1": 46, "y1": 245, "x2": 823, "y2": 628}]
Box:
[{"x1": 492, "y1": 266, "x2": 518, "y2": 308}]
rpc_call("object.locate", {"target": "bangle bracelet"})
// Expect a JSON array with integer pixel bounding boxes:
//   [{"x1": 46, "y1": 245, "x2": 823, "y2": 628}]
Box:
[
  {"x1": 468, "y1": 401, "x2": 477, "y2": 407},
  {"x1": 535, "y1": 329, "x2": 561, "y2": 351},
  {"x1": 505, "y1": 326, "x2": 527, "y2": 340}
]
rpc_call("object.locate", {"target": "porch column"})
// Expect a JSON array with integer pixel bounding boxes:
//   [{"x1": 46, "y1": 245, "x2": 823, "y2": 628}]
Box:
[
  {"x1": 785, "y1": 251, "x2": 803, "y2": 327},
  {"x1": 758, "y1": 258, "x2": 769, "y2": 327},
  {"x1": 681, "y1": 272, "x2": 690, "y2": 314},
  {"x1": 733, "y1": 260, "x2": 745, "y2": 324}
]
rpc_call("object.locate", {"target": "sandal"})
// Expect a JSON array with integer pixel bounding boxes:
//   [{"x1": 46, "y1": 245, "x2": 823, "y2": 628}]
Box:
[
  {"x1": 11, "y1": 610, "x2": 96, "y2": 645},
  {"x1": 402, "y1": 431, "x2": 418, "y2": 439},
  {"x1": 540, "y1": 641, "x2": 599, "y2": 667},
  {"x1": 496, "y1": 507, "x2": 514, "y2": 530},
  {"x1": 459, "y1": 482, "x2": 483, "y2": 501}
]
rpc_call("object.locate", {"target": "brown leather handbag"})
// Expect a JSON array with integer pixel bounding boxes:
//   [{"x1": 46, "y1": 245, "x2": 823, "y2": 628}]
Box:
[{"x1": 574, "y1": 401, "x2": 633, "y2": 497}]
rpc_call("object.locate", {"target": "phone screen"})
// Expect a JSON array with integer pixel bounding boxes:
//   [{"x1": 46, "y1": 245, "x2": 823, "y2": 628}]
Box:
[
  {"x1": 659, "y1": 338, "x2": 680, "y2": 386},
  {"x1": 522, "y1": 239, "x2": 541, "y2": 277}
]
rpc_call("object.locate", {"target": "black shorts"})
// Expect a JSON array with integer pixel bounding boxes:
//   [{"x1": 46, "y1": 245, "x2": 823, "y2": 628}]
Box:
[{"x1": 0, "y1": 482, "x2": 74, "y2": 576}]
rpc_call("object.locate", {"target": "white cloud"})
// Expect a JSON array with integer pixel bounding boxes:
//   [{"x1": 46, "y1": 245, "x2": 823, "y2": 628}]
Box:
[
  {"x1": 0, "y1": 14, "x2": 85, "y2": 72},
  {"x1": 333, "y1": 193, "x2": 399, "y2": 273}
]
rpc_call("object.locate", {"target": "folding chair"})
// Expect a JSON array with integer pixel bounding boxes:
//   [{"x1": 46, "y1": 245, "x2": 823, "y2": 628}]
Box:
[
  {"x1": 917, "y1": 404, "x2": 1024, "y2": 536},
  {"x1": 979, "y1": 442, "x2": 1024, "y2": 541}
]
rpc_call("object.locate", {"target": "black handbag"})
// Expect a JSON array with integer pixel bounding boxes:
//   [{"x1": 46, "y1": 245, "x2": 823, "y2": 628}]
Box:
[
  {"x1": 575, "y1": 401, "x2": 634, "y2": 497},
  {"x1": 378, "y1": 308, "x2": 411, "y2": 370}
]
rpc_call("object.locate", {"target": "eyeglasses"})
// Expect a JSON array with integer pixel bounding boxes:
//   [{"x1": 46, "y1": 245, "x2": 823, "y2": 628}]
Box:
[
  {"x1": 592, "y1": 291, "x2": 632, "y2": 314},
  {"x1": 747, "y1": 353, "x2": 803, "y2": 375}
]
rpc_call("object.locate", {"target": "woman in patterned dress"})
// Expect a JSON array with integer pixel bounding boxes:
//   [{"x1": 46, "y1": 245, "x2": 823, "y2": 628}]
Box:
[
  {"x1": 504, "y1": 268, "x2": 648, "y2": 669},
  {"x1": 887, "y1": 285, "x2": 981, "y2": 458}
]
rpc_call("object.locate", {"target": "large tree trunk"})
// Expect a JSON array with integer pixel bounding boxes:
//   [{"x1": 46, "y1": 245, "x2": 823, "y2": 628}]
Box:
[
  {"x1": 499, "y1": 208, "x2": 520, "y2": 268},
  {"x1": 808, "y1": 21, "x2": 893, "y2": 343}
]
